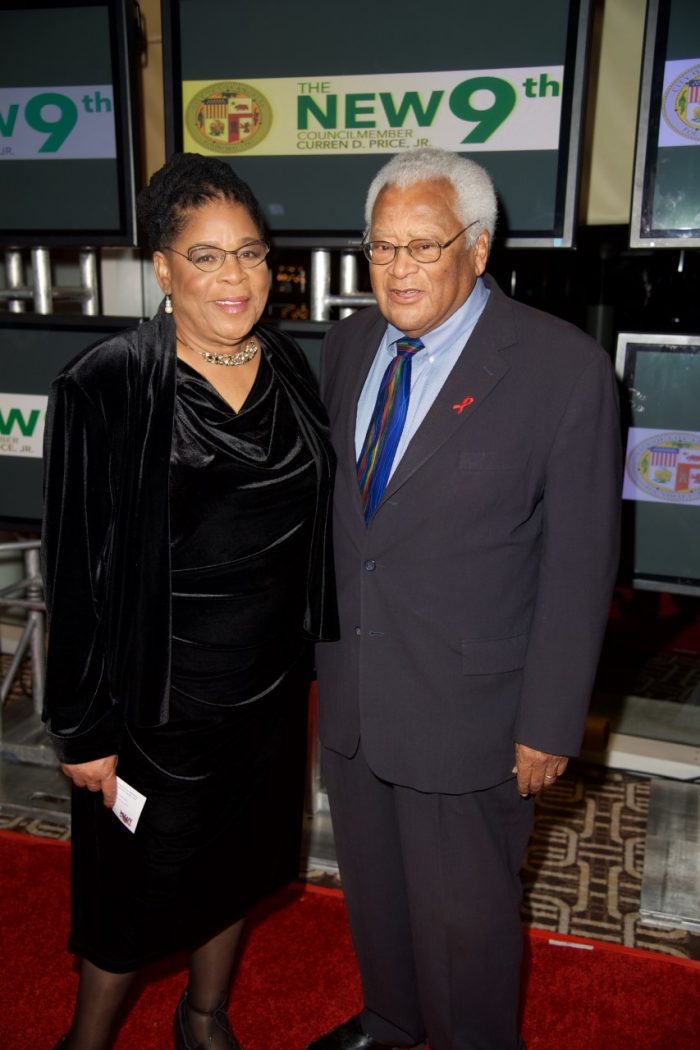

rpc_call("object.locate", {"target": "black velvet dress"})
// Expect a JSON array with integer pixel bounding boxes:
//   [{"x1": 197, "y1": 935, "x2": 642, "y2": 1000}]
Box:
[{"x1": 69, "y1": 353, "x2": 317, "y2": 973}]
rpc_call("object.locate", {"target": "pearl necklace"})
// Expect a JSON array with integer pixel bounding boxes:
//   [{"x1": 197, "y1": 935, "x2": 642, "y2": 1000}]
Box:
[{"x1": 176, "y1": 335, "x2": 259, "y2": 367}]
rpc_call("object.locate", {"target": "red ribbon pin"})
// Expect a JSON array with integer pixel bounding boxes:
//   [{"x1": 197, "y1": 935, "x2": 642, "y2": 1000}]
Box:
[{"x1": 452, "y1": 396, "x2": 475, "y2": 415}]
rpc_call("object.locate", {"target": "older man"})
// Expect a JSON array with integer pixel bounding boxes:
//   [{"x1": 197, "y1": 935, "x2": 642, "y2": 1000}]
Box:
[{"x1": 308, "y1": 148, "x2": 621, "y2": 1050}]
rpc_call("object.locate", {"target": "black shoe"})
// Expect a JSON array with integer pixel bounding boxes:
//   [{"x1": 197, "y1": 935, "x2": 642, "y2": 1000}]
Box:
[
  {"x1": 305, "y1": 1014, "x2": 411, "y2": 1050},
  {"x1": 173, "y1": 991, "x2": 243, "y2": 1050}
]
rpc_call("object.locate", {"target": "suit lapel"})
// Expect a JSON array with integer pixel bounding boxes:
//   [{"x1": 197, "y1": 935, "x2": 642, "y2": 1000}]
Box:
[{"x1": 381, "y1": 277, "x2": 516, "y2": 503}]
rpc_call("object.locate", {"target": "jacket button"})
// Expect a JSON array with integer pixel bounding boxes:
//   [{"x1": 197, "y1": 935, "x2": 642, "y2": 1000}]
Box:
[{"x1": 364, "y1": 559, "x2": 376, "y2": 572}]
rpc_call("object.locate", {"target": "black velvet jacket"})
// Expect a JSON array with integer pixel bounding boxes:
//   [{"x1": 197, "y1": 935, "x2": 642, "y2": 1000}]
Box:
[{"x1": 41, "y1": 304, "x2": 338, "y2": 764}]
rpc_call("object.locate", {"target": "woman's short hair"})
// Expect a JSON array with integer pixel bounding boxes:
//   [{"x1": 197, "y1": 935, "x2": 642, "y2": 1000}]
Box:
[
  {"x1": 137, "y1": 152, "x2": 267, "y2": 251},
  {"x1": 364, "y1": 148, "x2": 498, "y2": 247}
]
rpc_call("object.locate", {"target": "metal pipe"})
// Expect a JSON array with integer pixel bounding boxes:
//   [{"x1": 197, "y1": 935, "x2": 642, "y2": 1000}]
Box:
[
  {"x1": 0, "y1": 596, "x2": 46, "y2": 612},
  {"x1": 31, "y1": 247, "x2": 52, "y2": 313},
  {"x1": 325, "y1": 294, "x2": 376, "y2": 308},
  {"x1": 339, "y1": 252, "x2": 358, "y2": 320},
  {"x1": 0, "y1": 618, "x2": 34, "y2": 707},
  {"x1": 0, "y1": 576, "x2": 36, "y2": 598},
  {"x1": 310, "y1": 249, "x2": 332, "y2": 322},
  {"x1": 80, "y1": 249, "x2": 100, "y2": 314},
  {"x1": 25, "y1": 546, "x2": 45, "y2": 712},
  {"x1": 50, "y1": 287, "x2": 95, "y2": 302},
  {"x1": 5, "y1": 250, "x2": 27, "y2": 313},
  {"x1": 0, "y1": 288, "x2": 33, "y2": 301}
]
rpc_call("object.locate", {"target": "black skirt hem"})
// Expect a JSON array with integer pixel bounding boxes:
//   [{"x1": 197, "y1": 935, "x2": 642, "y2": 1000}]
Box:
[{"x1": 66, "y1": 869, "x2": 298, "y2": 974}]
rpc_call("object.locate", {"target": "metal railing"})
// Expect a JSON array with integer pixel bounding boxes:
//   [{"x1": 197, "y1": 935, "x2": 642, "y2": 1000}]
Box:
[
  {"x1": 0, "y1": 539, "x2": 53, "y2": 766},
  {"x1": 309, "y1": 248, "x2": 376, "y2": 321},
  {"x1": 1, "y1": 248, "x2": 100, "y2": 314},
  {"x1": 273, "y1": 237, "x2": 375, "y2": 322}
]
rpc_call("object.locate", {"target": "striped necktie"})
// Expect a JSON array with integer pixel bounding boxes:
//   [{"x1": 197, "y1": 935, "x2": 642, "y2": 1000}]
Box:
[{"x1": 356, "y1": 337, "x2": 425, "y2": 523}]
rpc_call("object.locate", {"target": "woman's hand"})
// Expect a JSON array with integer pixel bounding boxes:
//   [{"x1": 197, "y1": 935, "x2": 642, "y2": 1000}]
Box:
[{"x1": 60, "y1": 755, "x2": 119, "y2": 808}]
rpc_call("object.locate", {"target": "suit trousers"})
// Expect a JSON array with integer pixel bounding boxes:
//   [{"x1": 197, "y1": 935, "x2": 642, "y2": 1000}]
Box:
[{"x1": 322, "y1": 743, "x2": 535, "y2": 1050}]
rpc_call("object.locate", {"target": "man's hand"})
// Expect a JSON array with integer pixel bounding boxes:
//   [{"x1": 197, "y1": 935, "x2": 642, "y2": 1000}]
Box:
[
  {"x1": 512, "y1": 743, "x2": 568, "y2": 798},
  {"x1": 60, "y1": 755, "x2": 119, "y2": 808}
]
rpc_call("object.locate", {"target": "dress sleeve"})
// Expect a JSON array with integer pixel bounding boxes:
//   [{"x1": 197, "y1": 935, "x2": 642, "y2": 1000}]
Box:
[{"x1": 41, "y1": 374, "x2": 123, "y2": 763}]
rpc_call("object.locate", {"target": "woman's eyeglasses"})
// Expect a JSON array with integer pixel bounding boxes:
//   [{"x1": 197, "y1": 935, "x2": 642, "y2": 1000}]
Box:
[{"x1": 164, "y1": 241, "x2": 270, "y2": 271}]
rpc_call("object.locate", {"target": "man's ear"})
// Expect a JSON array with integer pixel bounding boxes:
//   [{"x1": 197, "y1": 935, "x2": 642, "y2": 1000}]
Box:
[{"x1": 473, "y1": 230, "x2": 490, "y2": 277}]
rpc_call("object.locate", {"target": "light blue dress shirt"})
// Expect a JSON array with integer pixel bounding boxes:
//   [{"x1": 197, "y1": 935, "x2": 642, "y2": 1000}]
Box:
[{"x1": 355, "y1": 277, "x2": 490, "y2": 476}]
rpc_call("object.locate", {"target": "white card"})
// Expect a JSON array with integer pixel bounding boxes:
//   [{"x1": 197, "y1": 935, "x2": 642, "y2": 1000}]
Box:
[{"x1": 112, "y1": 776, "x2": 147, "y2": 834}]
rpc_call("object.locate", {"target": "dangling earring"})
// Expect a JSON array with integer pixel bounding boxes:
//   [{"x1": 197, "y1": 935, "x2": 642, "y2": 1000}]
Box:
[{"x1": 164, "y1": 294, "x2": 173, "y2": 315}]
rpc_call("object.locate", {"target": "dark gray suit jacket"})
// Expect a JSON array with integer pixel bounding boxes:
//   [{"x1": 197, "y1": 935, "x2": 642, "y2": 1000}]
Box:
[{"x1": 315, "y1": 274, "x2": 621, "y2": 794}]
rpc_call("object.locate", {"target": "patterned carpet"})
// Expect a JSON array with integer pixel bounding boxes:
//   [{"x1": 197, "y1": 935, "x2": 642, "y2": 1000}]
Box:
[
  {"x1": 0, "y1": 810, "x2": 70, "y2": 841},
  {"x1": 522, "y1": 761, "x2": 700, "y2": 961}
]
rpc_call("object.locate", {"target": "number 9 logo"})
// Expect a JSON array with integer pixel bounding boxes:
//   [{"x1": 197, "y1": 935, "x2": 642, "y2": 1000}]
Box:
[
  {"x1": 25, "y1": 92, "x2": 78, "y2": 152},
  {"x1": 449, "y1": 77, "x2": 517, "y2": 144}
]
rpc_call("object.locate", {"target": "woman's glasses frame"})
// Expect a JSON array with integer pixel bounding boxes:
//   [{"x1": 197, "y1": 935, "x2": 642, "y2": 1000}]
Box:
[{"x1": 164, "y1": 241, "x2": 270, "y2": 272}]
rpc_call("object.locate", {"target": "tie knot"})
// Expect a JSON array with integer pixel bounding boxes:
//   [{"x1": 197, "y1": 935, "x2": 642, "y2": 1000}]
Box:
[{"x1": 395, "y1": 337, "x2": 424, "y2": 357}]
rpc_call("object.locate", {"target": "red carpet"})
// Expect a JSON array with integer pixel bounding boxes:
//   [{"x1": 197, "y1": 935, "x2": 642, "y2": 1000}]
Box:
[
  {"x1": 607, "y1": 586, "x2": 700, "y2": 656},
  {"x1": 1, "y1": 831, "x2": 699, "y2": 1049}
]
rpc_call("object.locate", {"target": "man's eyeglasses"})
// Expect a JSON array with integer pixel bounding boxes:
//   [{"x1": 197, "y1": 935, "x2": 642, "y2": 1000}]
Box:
[
  {"x1": 164, "y1": 241, "x2": 270, "y2": 272},
  {"x1": 362, "y1": 220, "x2": 478, "y2": 265}
]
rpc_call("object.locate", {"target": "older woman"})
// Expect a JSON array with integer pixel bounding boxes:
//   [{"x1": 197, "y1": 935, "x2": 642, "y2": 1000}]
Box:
[{"x1": 43, "y1": 153, "x2": 337, "y2": 1050}]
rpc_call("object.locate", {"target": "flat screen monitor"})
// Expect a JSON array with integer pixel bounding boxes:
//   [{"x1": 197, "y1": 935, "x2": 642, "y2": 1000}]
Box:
[
  {"x1": 162, "y1": 0, "x2": 591, "y2": 247},
  {"x1": 616, "y1": 331, "x2": 700, "y2": 595},
  {"x1": 0, "y1": 0, "x2": 141, "y2": 247},
  {"x1": 0, "y1": 313, "x2": 142, "y2": 529},
  {"x1": 629, "y1": 0, "x2": 700, "y2": 248}
]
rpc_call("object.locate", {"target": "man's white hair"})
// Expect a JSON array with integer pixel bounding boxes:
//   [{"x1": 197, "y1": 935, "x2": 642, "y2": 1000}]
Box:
[{"x1": 364, "y1": 148, "x2": 498, "y2": 247}]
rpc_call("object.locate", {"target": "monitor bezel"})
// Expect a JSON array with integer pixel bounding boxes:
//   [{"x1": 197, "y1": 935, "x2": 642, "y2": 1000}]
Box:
[
  {"x1": 0, "y1": 0, "x2": 141, "y2": 249},
  {"x1": 161, "y1": 0, "x2": 592, "y2": 249},
  {"x1": 615, "y1": 329, "x2": 700, "y2": 596},
  {"x1": 0, "y1": 311, "x2": 143, "y2": 531},
  {"x1": 629, "y1": 0, "x2": 700, "y2": 249}
]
